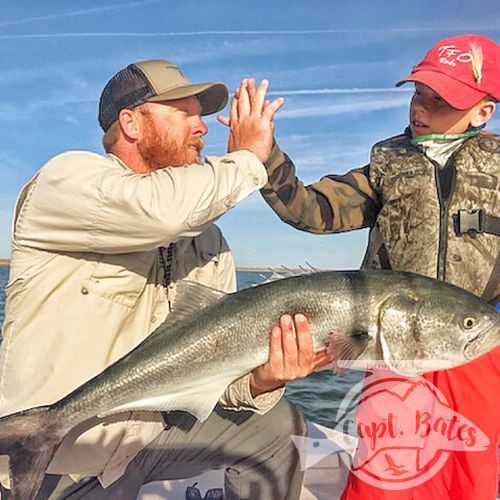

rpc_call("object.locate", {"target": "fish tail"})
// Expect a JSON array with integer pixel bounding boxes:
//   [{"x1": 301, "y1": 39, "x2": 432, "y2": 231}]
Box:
[{"x1": 0, "y1": 406, "x2": 64, "y2": 500}]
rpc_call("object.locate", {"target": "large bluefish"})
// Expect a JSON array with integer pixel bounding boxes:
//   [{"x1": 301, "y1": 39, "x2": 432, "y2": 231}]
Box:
[{"x1": 0, "y1": 270, "x2": 498, "y2": 499}]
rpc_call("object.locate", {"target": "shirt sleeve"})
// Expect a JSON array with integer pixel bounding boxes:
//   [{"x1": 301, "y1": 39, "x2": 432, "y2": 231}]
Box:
[
  {"x1": 14, "y1": 150, "x2": 267, "y2": 253},
  {"x1": 219, "y1": 373, "x2": 285, "y2": 415},
  {"x1": 261, "y1": 141, "x2": 381, "y2": 233}
]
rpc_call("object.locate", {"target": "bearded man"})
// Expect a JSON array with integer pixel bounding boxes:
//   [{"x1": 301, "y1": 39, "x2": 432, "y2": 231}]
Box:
[{"x1": 0, "y1": 60, "x2": 326, "y2": 499}]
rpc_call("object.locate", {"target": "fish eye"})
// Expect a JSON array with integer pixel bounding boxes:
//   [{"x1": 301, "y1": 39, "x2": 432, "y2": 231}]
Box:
[
  {"x1": 463, "y1": 316, "x2": 477, "y2": 329},
  {"x1": 352, "y1": 331, "x2": 369, "y2": 339}
]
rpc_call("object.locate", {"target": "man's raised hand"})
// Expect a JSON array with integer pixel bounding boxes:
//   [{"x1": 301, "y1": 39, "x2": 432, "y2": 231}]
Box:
[{"x1": 217, "y1": 79, "x2": 284, "y2": 163}]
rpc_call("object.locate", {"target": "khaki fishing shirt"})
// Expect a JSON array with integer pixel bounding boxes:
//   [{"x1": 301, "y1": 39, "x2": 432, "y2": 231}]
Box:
[
  {"x1": 261, "y1": 131, "x2": 500, "y2": 301},
  {"x1": 0, "y1": 150, "x2": 283, "y2": 488}
]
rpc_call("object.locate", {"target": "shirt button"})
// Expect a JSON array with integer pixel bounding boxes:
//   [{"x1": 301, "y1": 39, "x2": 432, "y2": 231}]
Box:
[
  {"x1": 452, "y1": 254, "x2": 462, "y2": 262},
  {"x1": 224, "y1": 199, "x2": 233, "y2": 208},
  {"x1": 81, "y1": 287, "x2": 89, "y2": 295}
]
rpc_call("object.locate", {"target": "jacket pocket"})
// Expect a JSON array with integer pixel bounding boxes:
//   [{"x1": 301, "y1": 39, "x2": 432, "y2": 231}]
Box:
[
  {"x1": 379, "y1": 167, "x2": 430, "y2": 204},
  {"x1": 82, "y1": 252, "x2": 154, "y2": 308},
  {"x1": 462, "y1": 172, "x2": 498, "y2": 191}
]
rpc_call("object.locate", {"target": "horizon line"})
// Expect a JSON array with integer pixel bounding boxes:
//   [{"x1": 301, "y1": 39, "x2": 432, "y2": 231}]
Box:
[{"x1": 0, "y1": 260, "x2": 324, "y2": 273}]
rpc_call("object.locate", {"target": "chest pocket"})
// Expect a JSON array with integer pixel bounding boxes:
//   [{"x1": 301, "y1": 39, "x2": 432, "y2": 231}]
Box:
[
  {"x1": 378, "y1": 165, "x2": 430, "y2": 204},
  {"x1": 461, "y1": 172, "x2": 498, "y2": 191},
  {"x1": 82, "y1": 252, "x2": 155, "y2": 308},
  {"x1": 172, "y1": 227, "x2": 226, "y2": 286}
]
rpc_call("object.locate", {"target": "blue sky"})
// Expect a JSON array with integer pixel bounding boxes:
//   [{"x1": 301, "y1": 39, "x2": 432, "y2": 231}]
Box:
[{"x1": 0, "y1": 0, "x2": 498, "y2": 268}]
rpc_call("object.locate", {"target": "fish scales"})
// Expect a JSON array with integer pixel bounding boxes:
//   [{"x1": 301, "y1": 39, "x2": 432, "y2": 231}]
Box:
[{"x1": 51, "y1": 271, "x2": 496, "y2": 424}]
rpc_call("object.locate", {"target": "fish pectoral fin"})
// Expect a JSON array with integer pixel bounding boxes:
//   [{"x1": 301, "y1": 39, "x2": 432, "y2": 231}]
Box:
[
  {"x1": 325, "y1": 331, "x2": 369, "y2": 373},
  {"x1": 99, "y1": 379, "x2": 233, "y2": 422}
]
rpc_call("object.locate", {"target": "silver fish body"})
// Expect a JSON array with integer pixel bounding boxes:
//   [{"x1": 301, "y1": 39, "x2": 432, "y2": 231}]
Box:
[{"x1": 0, "y1": 270, "x2": 498, "y2": 499}]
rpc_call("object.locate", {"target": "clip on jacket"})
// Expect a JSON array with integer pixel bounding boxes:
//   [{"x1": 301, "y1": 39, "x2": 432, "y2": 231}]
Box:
[{"x1": 454, "y1": 209, "x2": 500, "y2": 238}]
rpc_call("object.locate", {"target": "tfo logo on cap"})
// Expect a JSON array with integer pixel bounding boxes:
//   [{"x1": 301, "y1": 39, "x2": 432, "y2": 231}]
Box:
[{"x1": 436, "y1": 44, "x2": 476, "y2": 67}]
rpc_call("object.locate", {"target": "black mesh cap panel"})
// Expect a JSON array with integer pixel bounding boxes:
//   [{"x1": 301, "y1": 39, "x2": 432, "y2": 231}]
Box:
[{"x1": 98, "y1": 64, "x2": 156, "y2": 132}]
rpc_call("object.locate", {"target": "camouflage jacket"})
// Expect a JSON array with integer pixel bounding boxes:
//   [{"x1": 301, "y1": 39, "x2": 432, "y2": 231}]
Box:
[{"x1": 261, "y1": 131, "x2": 500, "y2": 302}]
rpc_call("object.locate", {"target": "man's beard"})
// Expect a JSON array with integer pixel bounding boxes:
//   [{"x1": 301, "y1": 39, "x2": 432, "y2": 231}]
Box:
[{"x1": 137, "y1": 112, "x2": 204, "y2": 169}]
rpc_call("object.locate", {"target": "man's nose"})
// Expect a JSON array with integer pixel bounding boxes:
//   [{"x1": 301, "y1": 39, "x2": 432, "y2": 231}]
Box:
[{"x1": 191, "y1": 115, "x2": 208, "y2": 136}]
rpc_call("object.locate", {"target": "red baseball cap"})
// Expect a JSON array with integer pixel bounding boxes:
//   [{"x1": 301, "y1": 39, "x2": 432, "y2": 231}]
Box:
[{"x1": 396, "y1": 34, "x2": 500, "y2": 110}]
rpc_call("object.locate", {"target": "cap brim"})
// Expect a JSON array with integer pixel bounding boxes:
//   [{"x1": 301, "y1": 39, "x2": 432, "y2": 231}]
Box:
[
  {"x1": 396, "y1": 70, "x2": 487, "y2": 110},
  {"x1": 148, "y1": 82, "x2": 228, "y2": 115}
]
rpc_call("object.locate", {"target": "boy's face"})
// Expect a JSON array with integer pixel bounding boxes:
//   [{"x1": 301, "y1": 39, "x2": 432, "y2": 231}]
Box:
[{"x1": 409, "y1": 83, "x2": 480, "y2": 137}]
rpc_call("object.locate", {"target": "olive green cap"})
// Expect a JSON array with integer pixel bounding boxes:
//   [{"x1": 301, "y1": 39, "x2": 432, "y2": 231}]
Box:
[{"x1": 98, "y1": 59, "x2": 228, "y2": 131}]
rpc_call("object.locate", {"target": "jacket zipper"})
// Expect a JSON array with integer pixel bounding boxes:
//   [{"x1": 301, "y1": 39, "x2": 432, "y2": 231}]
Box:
[{"x1": 432, "y1": 157, "x2": 456, "y2": 281}]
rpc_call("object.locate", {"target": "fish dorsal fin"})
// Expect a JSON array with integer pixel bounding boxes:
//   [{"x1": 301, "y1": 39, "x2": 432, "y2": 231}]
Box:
[
  {"x1": 161, "y1": 280, "x2": 227, "y2": 328},
  {"x1": 257, "y1": 263, "x2": 319, "y2": 286}
]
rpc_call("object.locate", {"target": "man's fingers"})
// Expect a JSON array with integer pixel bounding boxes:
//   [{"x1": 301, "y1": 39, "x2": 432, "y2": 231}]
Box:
[
  {"x1": 280, "y1": 314, "x2": 298, "y2": 365},
  {"x1": 229, "y1": 94, "x2": 238, "y2": 124},
  {"x1": 247, "y1": 78, "x2": 257, "y2": 100},
  {"x1": 268, "y1": 325, "x2": 284, "y2": 372},
  {"x1": 217, "y1": 115, "x2": 230, "y2": 127},
  {"x1": 262, "y1": 97, "x2": 284, "y2": 120},
  {"x1": 294, "y1": 314, "x2": 314, "y2": 369},
  {"x1": 237, "y1": 79, "x2": 251, "y2": 117},
  {"x1": 252, "y1": 79, "x2": 269, "y2": 116}
]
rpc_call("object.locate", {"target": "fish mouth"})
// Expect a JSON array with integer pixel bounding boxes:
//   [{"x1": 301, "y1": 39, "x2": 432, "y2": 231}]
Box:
[{"x1": 463, "y1": 320, "x2": 500, "y2": 360}]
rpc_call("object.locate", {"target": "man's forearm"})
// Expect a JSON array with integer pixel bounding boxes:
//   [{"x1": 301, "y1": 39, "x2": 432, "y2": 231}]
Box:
[{"x1": 14, "y1": 151, "x2": 267, "y2": 254}]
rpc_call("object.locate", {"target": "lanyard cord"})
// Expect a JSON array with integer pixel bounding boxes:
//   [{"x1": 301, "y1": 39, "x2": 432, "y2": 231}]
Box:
[{"x1": 159, "y1": 243, "x2": 175, "y2": 288}]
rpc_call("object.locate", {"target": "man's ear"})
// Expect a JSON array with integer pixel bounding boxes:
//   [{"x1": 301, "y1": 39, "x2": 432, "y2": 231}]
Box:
[
  {"x1": 470, "y1": 100, "x2": 496, "y2": 128},
  {"x1": 118, "y1": 108, "x2": 140, "y2": 141}
]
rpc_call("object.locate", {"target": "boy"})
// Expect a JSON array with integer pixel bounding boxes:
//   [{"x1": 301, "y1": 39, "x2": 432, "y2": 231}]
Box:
[{"x1": 258, "y1": 34, "x2": 499, "y2": 499}]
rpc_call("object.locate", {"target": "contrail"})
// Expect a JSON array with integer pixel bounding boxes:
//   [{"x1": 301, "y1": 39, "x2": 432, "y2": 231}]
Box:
[
  {"x1": 0, "y1": 0, "x2": 158, "y2": 28},
  {"x1": 0, "y1": 26, "x2": 498, "y2": 40},
  {"x1": 267, "y1": 88, "x2": 413, "y2": 96},
  {"x1": 278, "y1": 96, "x2": 409, "y2": 119}
]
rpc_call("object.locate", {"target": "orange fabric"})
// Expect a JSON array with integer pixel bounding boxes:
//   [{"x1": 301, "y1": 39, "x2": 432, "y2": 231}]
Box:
[{"x1": 342, "y1": 347, "x2": 500, "y2": 500}]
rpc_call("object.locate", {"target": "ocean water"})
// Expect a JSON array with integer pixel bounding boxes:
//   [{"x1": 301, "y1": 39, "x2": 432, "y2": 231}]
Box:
[{"x1": 0, "y1": 266, "x2": 363, "y2": 427}]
